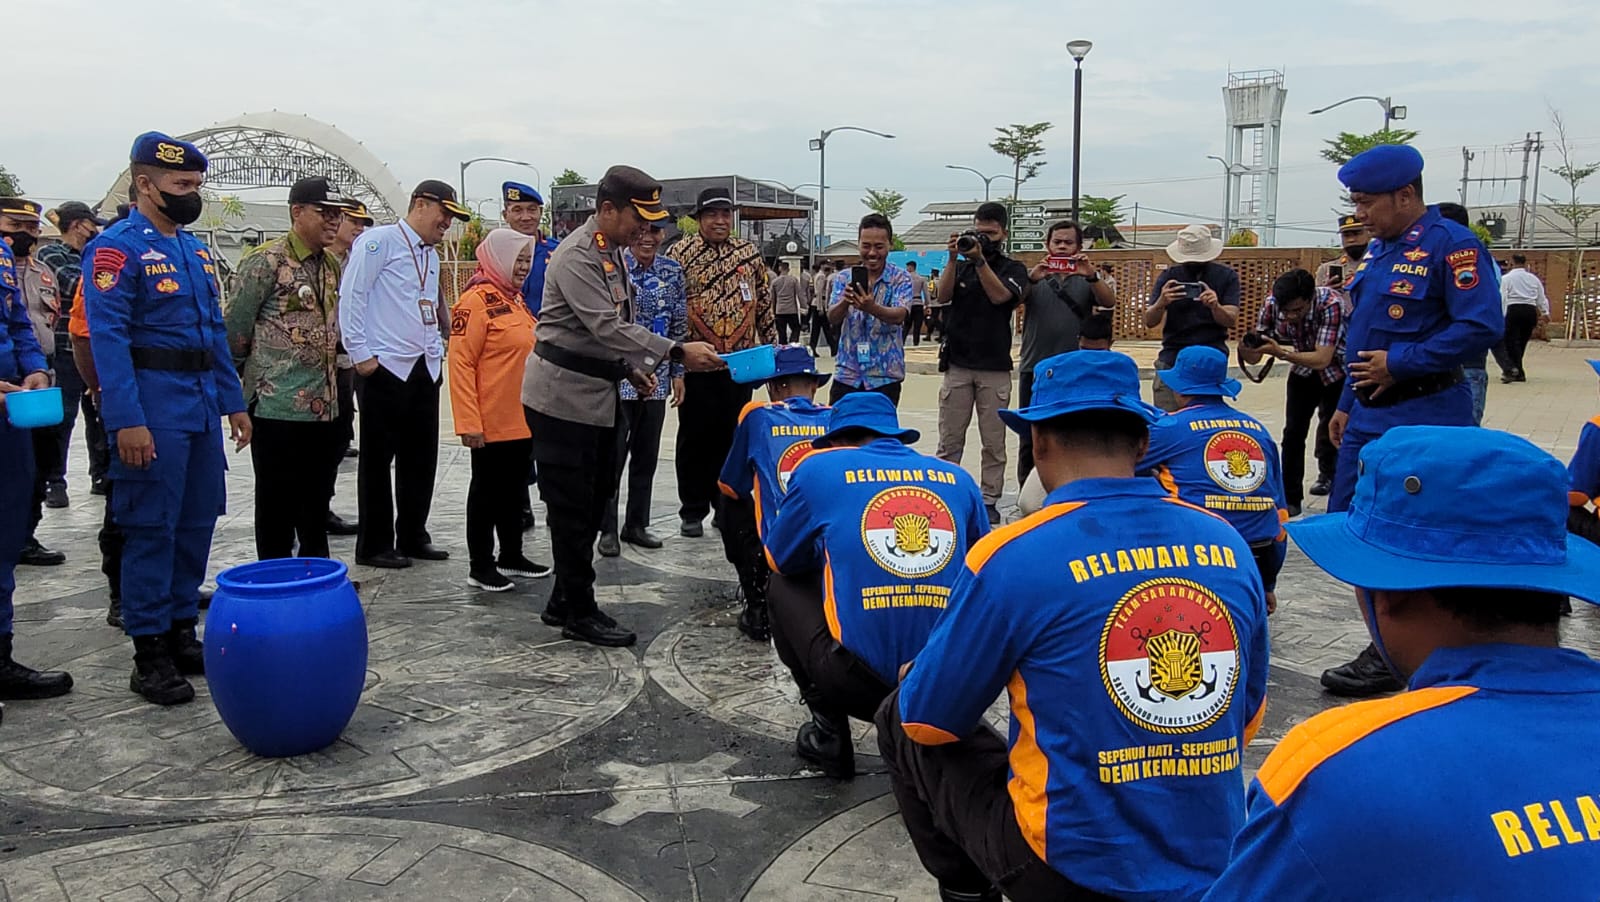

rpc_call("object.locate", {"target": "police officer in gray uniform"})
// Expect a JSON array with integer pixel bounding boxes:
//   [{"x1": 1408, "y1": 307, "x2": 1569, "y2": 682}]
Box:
[{"x1": 520, "y1": 166, "x2": 723, "y2": 647}]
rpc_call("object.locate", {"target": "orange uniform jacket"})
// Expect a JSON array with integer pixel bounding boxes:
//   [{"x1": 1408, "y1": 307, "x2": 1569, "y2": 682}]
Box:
[{"x1": 448, "y1": 282, "x2": 535, "y2": 442}]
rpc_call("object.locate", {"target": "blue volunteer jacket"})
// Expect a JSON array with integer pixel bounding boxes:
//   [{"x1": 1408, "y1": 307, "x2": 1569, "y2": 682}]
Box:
[
  {"x1": 718, "y1": 397, "x2": 831, "y2": 538},
  {"x1": 898, "y1": 478, "x2": 1269, "y2": 901},
  {"x1": 1138, "y1": 399, "x2": 1288, "y2": 546},
  {"x1": 1571, "y1": 414, "x2": 1600, "y2": 509},
  {"x1": 763, "y1": 438, "x2": 987, "y2": 684},
  {"x1": 0, "y1": 241, "x2": 47, "y2": 381},
  {"x1": 1205, "y1": 645, "x2": 1600, "y2": 900}
]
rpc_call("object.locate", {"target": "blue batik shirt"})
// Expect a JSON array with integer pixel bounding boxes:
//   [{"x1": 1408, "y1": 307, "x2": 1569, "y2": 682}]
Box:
[
  {"x1": 619, "y1": 250, "x2": 687, "y2": 402},
  {"x1": 830, "y1": 263, "x2": 911, "y2": 389}
]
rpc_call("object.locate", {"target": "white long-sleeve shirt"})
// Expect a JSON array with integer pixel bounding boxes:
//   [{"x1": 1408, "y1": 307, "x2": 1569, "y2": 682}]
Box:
[
  {"x1": 338, "y1": 220, "x2": 444, "y2": 381},
  {"x1": 1500, "y1": 267, "x2": 1549, "y2": 315}
]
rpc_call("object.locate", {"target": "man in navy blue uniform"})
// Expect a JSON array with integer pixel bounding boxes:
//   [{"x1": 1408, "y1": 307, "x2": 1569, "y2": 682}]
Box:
[
  {"x1": 0, "y1": 228, "x2": 76, "y2": 714},
  {"x1": 765, "y1": 392, "x2": 987, "y2": 779},
  {"x1": 85, "y1": 132, "x2": 251, "y2": 706},
  {"x1": 1205, "y1": 426, "x2": 1600, "y2": 900},
  {"x1": 1320, "y1": 144, "x2": 1503, "y2": 698}
]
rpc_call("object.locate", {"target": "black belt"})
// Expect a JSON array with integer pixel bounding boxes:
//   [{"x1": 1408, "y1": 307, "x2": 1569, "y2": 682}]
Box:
[
  {"x1": 1356, "y1": 367, "x2": 1464, "y2": 409},
  {"x1": 130, "y1": 346, "x2": 215, "y2": 372},
  {"x1": 533, "y1": 342, "x2": 630, "y2": 382}
]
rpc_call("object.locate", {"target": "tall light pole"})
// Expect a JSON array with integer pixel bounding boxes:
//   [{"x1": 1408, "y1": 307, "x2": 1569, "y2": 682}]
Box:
[
  {"x1": 944, "y1": 165, "x2": 1018, "y2": 202},
  {"x1": 1308, "y1": 95, "x2": 1407, "y2": 131},
  {"x1": 459, "y1": 157, "x2": 539, "y2": 207},
  {"x1": 1067, "y1": 39, "x2": 1093, "y2": 222},
  {"x1": 809, "y1": 126, "x2": 895, "y2": 269},
  {"x1": 1206, "y1": 154, "x2": 1235, "y2": 241}
]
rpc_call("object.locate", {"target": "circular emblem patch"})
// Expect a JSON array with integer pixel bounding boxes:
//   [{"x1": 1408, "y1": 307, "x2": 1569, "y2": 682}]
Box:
[
  {"x1": 1203, "y1": 430, "x2": 1267, "y2": 494},
  {"x1": 861, "y1": 486, "x2": 957, "y2": 579},
  {"x1": 1388, "y1": 303, "x2": 1405, "y2": 319},
  {"x1": 776, "y1": 440, "x2": 812, "y2": 492},
  {"x1": 1100, "y1": 578, "x2": 1240, "y2": 734}
]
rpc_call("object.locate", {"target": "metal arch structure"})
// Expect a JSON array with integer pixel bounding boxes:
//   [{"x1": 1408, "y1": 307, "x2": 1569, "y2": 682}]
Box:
[{"x1": 98, "y1": 111, "x2": 409, "y2": 219}]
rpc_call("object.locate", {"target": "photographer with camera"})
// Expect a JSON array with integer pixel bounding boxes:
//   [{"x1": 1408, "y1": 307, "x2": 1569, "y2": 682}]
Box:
[
  {"x1": 1143, "y1": 225, "x2": 1240, "y2": 411},
  {"x1": 934, "y1": 202, "x2": 1030, "y2": 524},
  {"x1": 1239, "y1": 269, "x2": 1346, "y2": 517}
]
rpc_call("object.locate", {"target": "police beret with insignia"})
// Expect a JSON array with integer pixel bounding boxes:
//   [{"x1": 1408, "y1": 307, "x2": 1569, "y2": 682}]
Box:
[
  {"x1": 130, "y1": 131, "x2": 208, "y2": 172},
  {"x1": 502, "y1": 181, "x2": 544, "y2": 205},
  {"x1": 0, "y1": 197, "x2": 44, "y2": 222},
  {"x1": 1338, "y1": 144, "x2": 1423, "y2": 195}
]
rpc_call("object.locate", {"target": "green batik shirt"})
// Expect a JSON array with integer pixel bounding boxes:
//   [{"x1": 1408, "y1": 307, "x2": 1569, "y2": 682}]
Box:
[{"x1": 224, "y1": 231, "x2": 343, "y2": 421}]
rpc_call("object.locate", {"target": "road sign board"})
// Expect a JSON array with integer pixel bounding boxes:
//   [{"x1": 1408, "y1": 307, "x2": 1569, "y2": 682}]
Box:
[
  {"x1": 1011, "y1": 216, "x2": 1046, "y2": 226},
  {"x1": 1011, "y1": 203, "x2": 1047, "y2": 215},
  {"x1": 1011, "y1": 229, "x2": 1045, "y2": 241},
  {"x1": 1009, "y1": 241, "x2": 1046, "y2": 252}
]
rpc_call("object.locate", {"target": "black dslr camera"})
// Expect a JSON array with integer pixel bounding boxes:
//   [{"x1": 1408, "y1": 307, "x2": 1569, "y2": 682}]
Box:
[
  {"x1": 955, "y1": 230, "x2": 996, "y2": 256},
  {"x1": 1240, "y1": 330, "x2": 1279, "y2": 350}
]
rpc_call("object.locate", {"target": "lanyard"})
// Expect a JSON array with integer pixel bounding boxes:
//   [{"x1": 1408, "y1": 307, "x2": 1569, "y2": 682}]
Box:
[{"x1": 403, "y1": 228, "x2": 429, "y2": 293}]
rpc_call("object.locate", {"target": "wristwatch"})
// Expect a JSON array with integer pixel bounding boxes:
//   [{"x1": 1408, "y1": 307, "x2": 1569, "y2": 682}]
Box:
[
  {"x1": 669, "y1": 343, "x2": 685, "y2": 363},
  {"x1": 1084, "y1": 272, "x2": 1100, "y2": 283}
]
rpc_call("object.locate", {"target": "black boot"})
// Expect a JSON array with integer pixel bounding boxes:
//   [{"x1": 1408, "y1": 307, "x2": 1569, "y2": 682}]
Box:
[
  {"x1": 130, "y1": 634, "x2": 194, "y2": 706},
  {"x1": 736, "y1": 559, "x2": 772, "y2": 642},
  {"x1": 106, "y1": 594, "x2": 123, "y2": 629},
  {"x1": 1320, "y1": 643, "x2": 1404, "y2": 697},
  {"x1": 739, "y1": 598, "x2": 771, "y2": 642},
  {"x1": 0, "y1": 634, "x2": 74, "y2": 700},
  {"x1": 796, "y1": 706, "x2": 855, "y2": 779},
  {"x1": 166, "y1": 618, "x2": 205, "y2": 676}
]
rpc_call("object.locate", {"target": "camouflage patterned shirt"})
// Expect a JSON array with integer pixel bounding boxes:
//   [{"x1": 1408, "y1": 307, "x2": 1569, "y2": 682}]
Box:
[{"x1": 224, "y1": 231, "x2": 342, "y2": 421}]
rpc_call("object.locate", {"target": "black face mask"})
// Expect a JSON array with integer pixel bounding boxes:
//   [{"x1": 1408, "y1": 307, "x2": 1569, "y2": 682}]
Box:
[
  {"x1": 157, "y1": 190, "x2": 204, "y2": 225},
  {"x1": 1343, "y1": 243, "x2": 1368, "y2": 260},
  {"x1": 3, "y1": 230, "x2": 36, "y2": 258},
  {"x1": 1184, "y1": 261, "x2": 1209, "y2": 277}
]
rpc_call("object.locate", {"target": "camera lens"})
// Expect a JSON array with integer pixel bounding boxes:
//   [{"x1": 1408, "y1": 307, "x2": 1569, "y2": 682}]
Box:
[{"x1": 956, "y1": 235, "x2": 977, "y2": 253}]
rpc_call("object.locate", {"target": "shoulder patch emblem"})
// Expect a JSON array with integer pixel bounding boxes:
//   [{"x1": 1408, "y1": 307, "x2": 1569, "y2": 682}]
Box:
[
  {"x1": 90, "y1": 247, "x2": 128, "y2": 292},
  {"x1": 1447, "y1": 248, "x2": 1480, "y2": 290},
  {"x1": 450, "y1": 306, "x2": 470, "y2": 337},
  {"x1": 366, "y1": 240, "x2": 381, "y2": 254}
]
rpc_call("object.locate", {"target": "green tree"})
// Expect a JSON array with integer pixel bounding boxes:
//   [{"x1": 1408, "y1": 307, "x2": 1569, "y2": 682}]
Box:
[
  {"x1": 1079, "y1": 194, "x2": 1126, "y2": 231},
  {"x1": 0, "y1": 165, "x2": 21, "y2": 197},
  {"x1": 861, "y1": 188, "x2": 906, "y2": 221},
  {"x1": 1225, "y1": 228, "x2": 1259, "y2": 247},
  {"x1": 458, "y1": 213, "x2": 487, "y2": 259},
  {"x1": 1541, "y1": 108, "x2": 1599, "y2": 339},
  {"x1": 1320, "y1": 128, "x2": 1421, "y2": 166},
  {"x1": 198, "y1": 191, "x2": 246, "y2": 231},
  {"x1": 551, "y1": 169, "x2": 587, "y2": 187},
  {"x1": 675, "y1": 214, "x2": 699, "y2": 237},
  {"x1": 989, "y1": 122, "x2": 1052, "y2": 201},
  {"x1": 1471, "y1": 222, "x2": 1495, "y2": 248}
]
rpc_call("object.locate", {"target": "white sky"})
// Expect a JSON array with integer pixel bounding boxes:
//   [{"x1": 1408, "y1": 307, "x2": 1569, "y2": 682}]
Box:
[{"x1": 7, "y1": 0, "x2": 1599, "y2": 245}]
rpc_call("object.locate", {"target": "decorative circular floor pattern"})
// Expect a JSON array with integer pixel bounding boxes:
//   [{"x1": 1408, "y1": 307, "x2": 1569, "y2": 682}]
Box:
[{"x1": 744, "y1": 794, "x2": 935, "y2": 901}]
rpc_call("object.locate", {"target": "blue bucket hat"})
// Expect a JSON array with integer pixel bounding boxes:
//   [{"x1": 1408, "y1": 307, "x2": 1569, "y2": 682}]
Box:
[
  {"x1": 998, "y1": 351, "x2": 1162, "y2": 435},
  {"x1": 813, "y1": 392, "x2": 917, "y2": 448},
  {"x1": 1288, "y1": 426, "x2": 1600, "y2": 600},
  {"x1": 771, "y1": 344, "x2": 830, "y2": 388},
  {"x1": 1158, "y1": 346, "x2": 1242, "y2": 399},
  {"x1": 1588, "y1": 359, "x2": 1600, "y2": 379}
]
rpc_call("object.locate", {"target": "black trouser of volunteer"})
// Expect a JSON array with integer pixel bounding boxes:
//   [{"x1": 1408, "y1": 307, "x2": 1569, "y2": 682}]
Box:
[
  {"x1": 529, "y1": 406, "x2": 619, "y2": 622},
  {"x1": 100, "y1": 476, "x2": 124, "y2": 598},
  {"x1": 249, "y1": 412, "x2": 343, "y2": 559},
  {"x1": 828, "y1": 379, "x2": 903, "y2": 408},
  {"x1": 27, "y1": 427, "x2": 60, "y2": 537},
  {"x1": 676, "y1": 371, "x2": 751, "y2": 525},
  {"x1": 1503, "y1": 303, "x2": 1539, "y2": 376},
  {"x1": 468, "y1": 437, "x2": 532, "y2": 568},
  {"x1": 809, "y1": 310, "x2": 838, "y2": 356},
  {"x1": 906, "y1": 305, "x2": 926, "y2": 346},
  {"x1": 776, "y1": 312, "x2": 804, "y2": 345},
  {"x1": 1251, "y1": 539, "x2": 1286, "y2": 593},
  {"x1": 1017, "y1": 369, "x2": 1037, "y2": 485},
  {"x1": 875, "y1": 693, "x2": 1115, "y2": 901},
  {"x1": 602, "y1": 398, "x2": 666, "y2": 536},
  {"x1": 769, "y1": 572, "x2": 892, "y2": 722},
  {"x1": 51, "y1": 344, "x2": 108, "y2": 484},
  {"x1": 718, "y1": 495, "x2": 769, "y2": 604},
  {"x1": 335, "y1": 365, "x2": 357, "y2": 454},
  {"x1": 1281, "y1": 371, "x2": 1342, "y2": 507},
  {"x1": 355, "y1": 360, "x2": 440, "y2": 558}
]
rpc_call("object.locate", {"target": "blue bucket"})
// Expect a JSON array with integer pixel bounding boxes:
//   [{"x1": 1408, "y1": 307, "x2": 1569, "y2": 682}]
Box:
[
  {"x1": 722, "y1": 346, "x2": 776, "y2": 384},
  {"x1": 5, "y1": 387, "x2": 63, "y2": 428}
]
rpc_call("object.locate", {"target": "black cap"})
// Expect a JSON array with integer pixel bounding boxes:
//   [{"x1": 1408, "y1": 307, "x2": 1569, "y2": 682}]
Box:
[
  {"x1": 598, "y1": 166, "x2": 670, "y2": 222},
  {"x1": 52, "y1": 201, "x2": 106, "y2": 230},
  {"x1": 691, "y1": 186, "x2": 736, "y2": 217},
  {"x1": 288, "y1": 176, "x2": 354, "y2": 208},
  {"x1": 411, "y1": 179, "x2": 471, "y2": 220}
]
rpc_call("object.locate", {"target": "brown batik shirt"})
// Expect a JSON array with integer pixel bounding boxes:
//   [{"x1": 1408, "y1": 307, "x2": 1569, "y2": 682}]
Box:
[{"x1": 664, "y1": 234, "x2": 773, "y2": 353}]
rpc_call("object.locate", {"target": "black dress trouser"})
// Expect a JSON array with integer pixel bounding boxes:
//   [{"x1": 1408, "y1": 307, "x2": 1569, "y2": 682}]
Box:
[
  {"x1": 603, "y1": 398, "x2": 666, "y2": 536},
  {"x1": 529, "y1": 406, "x2": 619, "y2": 621},
  {"x1": 355, "y1": 360, "x2": 440, "y2": 558},
  {"x1": 467, "y1": 438, "x2": 532, "y2": 568},
  {"x1": 767, "y1": 572, "x2": 892, "y2": 722},
  {"x1": 250, "y1": 414, "x2": 342, "y2": 559},
  {"x1": 675, "y1": 371, "x2": 751, "y2": 524},
  {"x1": 1503, "y1": 303, "x2": 1540, "y2": 376}
]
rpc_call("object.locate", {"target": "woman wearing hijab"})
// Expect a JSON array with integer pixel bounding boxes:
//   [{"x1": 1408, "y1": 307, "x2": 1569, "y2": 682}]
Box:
[{"x1": 450, "y1": 228, "x2": 552, "y2": 590}]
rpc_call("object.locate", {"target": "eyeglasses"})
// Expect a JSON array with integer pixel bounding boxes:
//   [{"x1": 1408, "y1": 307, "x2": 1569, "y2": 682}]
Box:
[{"x1": 315, "y1": 206, "x2": 346, "y2": 222}]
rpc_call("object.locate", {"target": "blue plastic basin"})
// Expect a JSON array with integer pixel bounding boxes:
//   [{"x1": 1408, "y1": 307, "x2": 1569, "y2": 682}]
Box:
[
  {"x1": 722, "y1": 346, "x2": 776, "y2": 384},
  {"x1": 5, "y1": 387, "x2": 63, "y2": 428}
]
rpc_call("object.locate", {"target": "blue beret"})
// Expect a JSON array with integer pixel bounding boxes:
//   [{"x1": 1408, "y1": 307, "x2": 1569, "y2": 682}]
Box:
[
  {"x1": 130, "y1": 131, "x2": 207, "y2": 172},
  {"x1": 1338, "y1": 144, "x2": 1423, "y2": 195},
  {"x1": 502, "y1": 181, "x2": 544, "y2": 205}
]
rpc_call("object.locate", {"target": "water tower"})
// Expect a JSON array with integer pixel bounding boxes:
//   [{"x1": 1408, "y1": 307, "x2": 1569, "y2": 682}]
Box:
[{"x1": 1221, "y1": 70, "x2": 1287, "y2": 246}]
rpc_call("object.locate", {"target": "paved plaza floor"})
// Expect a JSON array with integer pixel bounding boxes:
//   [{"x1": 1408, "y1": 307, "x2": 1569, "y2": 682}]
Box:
[{"x1": 4, "y1": 341, "x2": 1597, "y2": 900}]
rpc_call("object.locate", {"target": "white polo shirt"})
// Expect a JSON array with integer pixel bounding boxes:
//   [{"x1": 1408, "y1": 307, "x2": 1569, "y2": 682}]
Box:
[{"x1": 338, "y1": 220, "x2": 444, "y2": 381}]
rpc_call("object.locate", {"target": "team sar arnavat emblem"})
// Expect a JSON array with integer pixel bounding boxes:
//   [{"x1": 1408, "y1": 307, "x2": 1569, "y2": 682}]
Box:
[
  {"x1": 860, "y1": 486, "x2": 957, "y2": 579},
  {"x1": 775, "y1": 440, "x2": 813, "y2": 491},
  {"x1": 1100, "y1": 578, "x2": 1240, "y2": 734},
  {"x1": 1202, "y1": 430, "x2": 1267, "y2": 494}
]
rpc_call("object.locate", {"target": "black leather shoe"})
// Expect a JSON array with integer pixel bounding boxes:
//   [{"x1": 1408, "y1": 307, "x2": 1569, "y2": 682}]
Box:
[
  {"x1": 166, "y1": 618, "x2": 205, "y2": 676},
  {"x1": 197, "y1": 588, "x2": 212, "y2": 610},
  {"x1": 562, "y1": 614, "x2": 637, "y2": 647},
  {"x1": 19, "y1": 539, "x2": 65, "y2": 567},
  {"x1": 129, "y1": 635, "x2": 193, "y2": 706},
  {"x1": 739, "y1": 603, "x2": 771, "y2": 642},
  {"x1": 106, "y1": 597, "x2": 123, "y2": 629},
  {"x1": 326, "y1": 512, "x2": 360, "y2": 536},
  {"x1": 0, "y1": 635, "x2": 74, "y2": 700},
  {"x1": 357, "y1": 550, "x2": 413, "y2": 569},
  {"x1": 1309, "y1": 478, "x2": 1332, "y2": 497},
  {"x1": 401, "y1": 543, "x2": 450, "y2": 561},
  {"x1": 621, "y1": 526, "x2": 663, "y2": 550},
  {"x1": 89, "y1": 477, "x2": 108, "y2": 496},
  {"x1": 796, "y1": 711, "x2": 855, "y2": 779},
  {"x1": 1321, "y1": 643, "x2": 1405, "y2": 697},
  {"x1": 680, "y1": 519, "x2": 704, "y2": 538},
  {"x1": 597, "y1": 533, "x2": 622, "y2": 558},
  {"x1": 45, "y1": 483, "x2": 68, "y2": 509}
]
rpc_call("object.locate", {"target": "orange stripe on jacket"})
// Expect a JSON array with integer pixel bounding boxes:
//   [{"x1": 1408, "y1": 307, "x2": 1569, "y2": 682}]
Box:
[
  {"x1": 965, "y1": 502, "x2": 1087, "y2": 573},
  {"x1": 1007, "y1": 671, "x2": 1051, "y2": 862},
  {"x1": 1155, "y1": 464, "x2": 1179, "y2": 497},
  {"x1": 1257, "y1": 684, "x2": 1478, "y2": 805},
  {"x1": 1244, "y1": 697, "x2": 1267, "y2": 747},
  {"x1": 822, "y1": 552, "x2": 842, "y2": 641}
]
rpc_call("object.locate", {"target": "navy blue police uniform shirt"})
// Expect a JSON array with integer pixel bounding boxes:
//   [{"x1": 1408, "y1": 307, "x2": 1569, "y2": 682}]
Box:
[
  {"x1": 763, "y1": 438, "x2": 988, "y2": 685},
  {"x1": 0, "y1": 240, "x2": 48, "y2": 381},
  {"x1": 1138, "y1": 398, "x2": 1288, "y2": 546},
  {"x1": 521, "y1": 234, "x2": 561, "y2": 318},
  {"x1": 717, "y1": 397, "x2": 832, "y2": 539},
  {"x1": 1338, "y1": 205, "x2": 1502, "y2": 416},
  {"x1": 83, "y1": 208, "x2": 247, "y2": 433}
]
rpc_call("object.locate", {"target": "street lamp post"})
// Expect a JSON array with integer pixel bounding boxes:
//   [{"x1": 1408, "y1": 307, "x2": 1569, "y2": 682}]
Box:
[
  {"x1": 1066, "y1": 39, "x2": 1094, "y2": 222},
  {"x1": 809, "y1": 126, "x2": 895, "y2": 270},
  {"x1": 944, "y1": 165, "x2": 1018, "y2": 202},
  {"x1": 1205, "y1": 154, "x2": 1234, "y2": 241},
  {"x1": 458, "y1": 157, "x2": 540, "y2": 208},
  {"x1": 1308, "y1": 95, "x2": 1408, "y2": 131}
]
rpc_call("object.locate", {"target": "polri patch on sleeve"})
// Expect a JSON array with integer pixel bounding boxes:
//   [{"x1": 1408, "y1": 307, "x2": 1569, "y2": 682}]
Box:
[{"x1": 91, "y1": 247, "x2": 128, "y2": 291}]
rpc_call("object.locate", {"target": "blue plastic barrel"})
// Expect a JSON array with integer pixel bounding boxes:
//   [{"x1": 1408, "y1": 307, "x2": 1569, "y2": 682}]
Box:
[
  {"x1": 722, "y1": 346, "x2": 777, "y2": 384},
  {"x1": 5, "y1": 387, "x2": 63, "y2": 428},
  {"x1": 205, "y1": 558, "x2": 368, "y2": 758}
]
